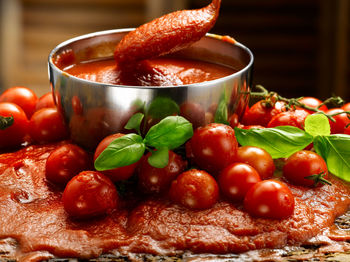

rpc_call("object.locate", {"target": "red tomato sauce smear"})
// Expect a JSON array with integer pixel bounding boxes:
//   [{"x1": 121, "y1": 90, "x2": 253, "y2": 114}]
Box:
[{"x1": 0, "y1": 142, "x2": 349, "y2": 259}]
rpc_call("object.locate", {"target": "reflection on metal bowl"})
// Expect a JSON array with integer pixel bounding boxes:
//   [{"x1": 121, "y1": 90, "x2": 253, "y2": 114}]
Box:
[{"x1": 48, "y1": 29, "x2": 254, "y2": 150}]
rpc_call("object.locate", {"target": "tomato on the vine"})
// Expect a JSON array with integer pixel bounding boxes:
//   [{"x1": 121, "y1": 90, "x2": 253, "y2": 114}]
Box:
[
  {"x1": 218, "y1": 163, "x2": 261, "y2": 202},
  {"x1": 46, "y1": 144, "x2": 92, "y2": 186},
  {"x1": 283, "y1": 150, "x2": 329, "y2": 187},
  {"x1": 94, "y1": 133, "x2": 139, "y2": 182},
  {"x1": 0, "y1": 86, "x2": 38, "y2": 118},
  {"x1": 186, "y1": 123, "x2": 238, "y2": 174},
  {"x1": 0, "y1": 102, "x2": 29, "y2": 148},
  {"x1": 326, "y1": 108, "x2": 350, "y2": 134},
  {"x1": 297, "y1": 97, "x2": 328, "y2": 113},
  {"x1": 235, "y1": 146, "x2": 275, "y2": 179},
  {"x1": 244, "y1": 180, "x2": 295, "y2": 219},
  {"x1": 267, "y1": 109, "x2": 309, "y2": 129},
  {"x1": 62, "y1": 171, "x2": 118, "y2": 219},
  {"x1": 138, "y1": 150, "x2": 187, "y2": 194},
  {"x1": 242, "y1": 100, "x2": 285, "y2": 127},
  {"x1": 169, "y1": 169, "x2": 219, "y2": 209},
  {"x1": 29, "y1": 108, "x2": 69, "y2": 143}
]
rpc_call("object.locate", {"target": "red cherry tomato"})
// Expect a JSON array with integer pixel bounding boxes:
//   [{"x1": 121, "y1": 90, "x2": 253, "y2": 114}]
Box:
[
  {"x1": 242, "y1": 100, "x2": 285, "y2": 127},
  {"x1": 62, "y1": 171, "x2": 118, "y2": 219},
  {"x1": 94, "y1": 133, "x2": 139, "y2": 182},
  {"x1": 326, "y1": 108, "x2": 350, "y2": 134},
  {"x1": 186, "y1": 123, "x2": 238, "y2": 174},
  {"x1": 235, "y1": 146, "x2": 275, "y2": 179},
  {"x1": 341, "y1": 102, "x2": 350, "y2": 112},
  {"x1": 244, "y1": 180, "x2": 295, "y2": 219},
  {"x1": 267, "y1": 109, "x2": 309, "y2": 129},
  {"x1": 35, "y1": 92, "x2": 55, "y2": 111},
  {"x1": 0, "y1": 102, "x2": 29, "y2": 148},
  {"x1": 297, "y1": 97, "x2": 328, "y2": 113},
  {"x1": 283, "y1": 150, "x2": 329, "y2": 187},
  {"x1": 218, "y1": 163, "x2": 261, "y2": 202},
  {"x1": 46, "y1": 144, "x2": 92, "y2": 186},
  {"x1": 29, "y1": 108, "x2": 69, "y2": 143},
  {"x1": 169, "y1": 169, "x2": 219, "y2": 209},
  {"x1": 138, "y1": 150, "x2": 187, "y2": 194},
  {"x1": 0, "y1": 86, "x2": 38, "y2": 118}
]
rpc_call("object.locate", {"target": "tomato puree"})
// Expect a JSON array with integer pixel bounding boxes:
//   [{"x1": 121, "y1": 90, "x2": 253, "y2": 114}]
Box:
[
  {"x1": 0, "y1": 142, "x2": 349, "y2": 260},
  {"x1": 62, "y1": 57, "x2": 236, "y2": 86}
]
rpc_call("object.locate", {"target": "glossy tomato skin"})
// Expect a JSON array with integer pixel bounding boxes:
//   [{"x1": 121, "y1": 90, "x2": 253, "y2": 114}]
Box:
[
  {"x1": 267, "y1": 109, "x2": 309, "y2": 129},
  {"x1": 62, "y1": 171, "x2": 118, "y2": 219},
  {"x1": 46, "y1": 144, "x2": 92, "y2": 186},
  {"x1": 218, "y1": 163, "x2": 261, "y2": 202},
  {"x1": 341, "y1": 102, "x2": 350, "y2": 112},
  {"x1": 169, "y1": 169, "x2": 219, "y2": 209},
  {"x1": 242, "y1": 100, "x2": 285, "y2": 127},
  {"x1": 29, "y1": 108, "x2": 69, "y2": 143},
  {"x1": 138, "y1": 150, "x2": 187, "y2": 194},
  {"x1": 235, "y1": 146, "x2": 275, "y2": 179},
  {"x1": 326, "y1": 108, "x2": 350, "y2": 134},
  {"x1": 0, "y1": 102, "x2": 29, "y2": 148},
  {"x1": 186, "y1": 123, "x2": 238, "y2": 174},
  {"x1": 244, "y1": 180, "x2": 295, "y2": 219},
  {"x1": 35, "y1": 92, "x2": 55, "y2": 111},
  {"x1": 283, "y1": 150, "x2": 328, "y2": 187},
  {"x1": 297, "y1": 97, "x2": 328, "y2": 113},
  {"x1": 94, "y1": 133, "x2": 139, "y2": 182},
  {"x1": 0, "y1": 86, "x2": 38, "y2": 118}
]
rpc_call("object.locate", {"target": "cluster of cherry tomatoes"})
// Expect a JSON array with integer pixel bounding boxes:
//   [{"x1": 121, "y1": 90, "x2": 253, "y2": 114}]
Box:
[
  {"x1": 0, "y1": 87, "x2": 336, "y2": 221},
  {"x1": 0, "y1": 86, "x2": 68, "y2": 148}
]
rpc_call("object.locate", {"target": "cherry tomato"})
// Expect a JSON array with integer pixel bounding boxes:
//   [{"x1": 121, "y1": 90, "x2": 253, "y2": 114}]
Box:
[
  {"x1": 46, "y1": 144, "x2": 92, "y2": 186},
  {"x1": 0, "y1": 102, "x2": 29, "y2": 148},
  {"x1": 326, "y1": 108, "x2": 350, "y2": 134},
  {"x1": 0, "y1": 86, "x2": 38, "y2": 118},
  {"x1": 242, "y1": 100, "x2": 285, "y2": 127},
  {"x1": 244, "y1": 180, "x2": 295, "y2": 219},
  {"x1": 94, "y1": 133, "x2": 139, "y2": 182},
  {"x1": 62, "y1": 171, "x2": 118, "y2": 219},
  {"x1": 180, "y1": 102, "x2": 205, "y2": 129},
  {"x1": 341, "y1": 102, "x2": 350, "y2": 112},
  {"x1": 283, "y1": 150, "x2": 329, "y2": 187},
  {"x1": 169, "y1": 169, "x2": 219, "y2": 209},
  {"x1": 35, "y1": 92, "x2": 55, "y2": 111},
  {"x1": 267, "y1": 109, "x2": 309, "y2": 129},
  {"x1": 29, "y1": 108, "x2": 69, "y2": 143},
  {"x1": 229, "y1": 113, "x2": 239, "y2": 128},
  {"x1": 186, "y1": 123, "x2": 238, "y2": 174},
  {"x1": 138, "y1": 150, "x2": 187, "y2": 194},
  {"x1": 235, "y1": 146, "x2": 275, "y2": 179},
  {"x1": 218, "y1": 163, "x2": 261, "y2": 202},
  {"x1": 297, "y1": 97, "x2": 328, "y2": 113}
]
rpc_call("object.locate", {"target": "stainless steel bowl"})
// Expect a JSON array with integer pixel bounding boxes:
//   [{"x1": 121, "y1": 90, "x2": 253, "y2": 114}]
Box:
[{"x1": 48, "y1": 29, "x2": 254, "y2": 150}]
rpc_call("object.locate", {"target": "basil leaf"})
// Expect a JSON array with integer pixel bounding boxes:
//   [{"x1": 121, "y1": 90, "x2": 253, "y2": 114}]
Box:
[
  {"x1": 0, "y1": 115, "x2": 14, "y2": 130},
  {"x1": 124, "y1": 113, "x2": 144, "y2": 134},
  {"x1": 144, "y1": 116, "x2": 193, "y2": 149},
  {"x1": 304, "y1": 114, "x2": 330, "y2": 137},
  {"x1": 234, "y1": 126, "x2": 313, "y2": 159},
  {"x1": 147, "y1": 97, "x2": 180, "y2": 119},
  {"x1": 214, "y1": 98, "x2": 229, "y2": 125},
  {"x1": 94, "y1": 133, "x2": 145, "y2": 171},
  {"x1": 314, "y1": 134, "x2": 350, "y2": 182},
  {"x1": 148, "y1": 148, "x2": 169, "y2": 168}
]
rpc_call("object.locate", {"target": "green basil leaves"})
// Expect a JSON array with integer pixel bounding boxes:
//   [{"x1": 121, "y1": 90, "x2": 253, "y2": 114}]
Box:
[
  {"x1": 95, "y1": 115, "x2": 192, "y2": 170},
  {"x1": 235, "y1": 114, "x2": 350, "y2": 182}
]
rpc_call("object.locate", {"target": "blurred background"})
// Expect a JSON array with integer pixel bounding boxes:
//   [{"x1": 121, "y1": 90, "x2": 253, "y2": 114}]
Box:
[{"x1": 0, "y1": 0, "x2": 349, "y2": 100}]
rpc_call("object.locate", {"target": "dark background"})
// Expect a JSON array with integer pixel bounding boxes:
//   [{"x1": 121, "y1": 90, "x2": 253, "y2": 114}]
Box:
[{"x1": 0, "y1": 0, "x2": 349, "y2": 100}]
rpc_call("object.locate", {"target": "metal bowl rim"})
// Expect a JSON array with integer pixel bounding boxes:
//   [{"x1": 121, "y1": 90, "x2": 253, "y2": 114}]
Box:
[{"x1": 48, "y1": 29, "x2": 254, "y2": 89}]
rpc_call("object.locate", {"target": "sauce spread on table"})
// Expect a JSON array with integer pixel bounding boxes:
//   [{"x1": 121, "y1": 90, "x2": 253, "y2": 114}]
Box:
[
  {"x1": 61, "y1": 57, "x2": 236, "y2": 86},
  {"x1": 0, "y1": 142, "x2": 349, "y2": 259}
]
